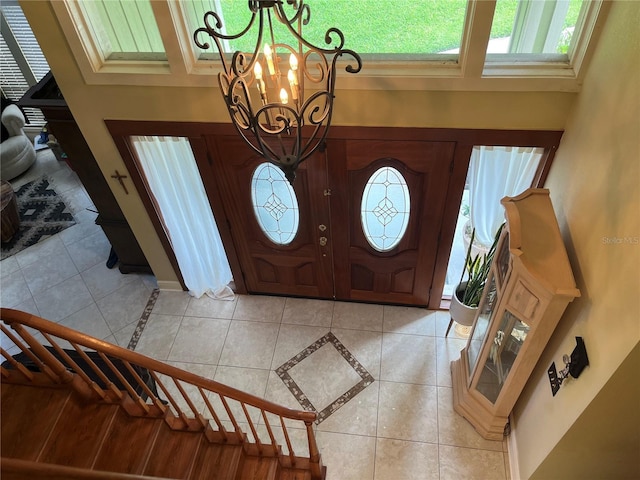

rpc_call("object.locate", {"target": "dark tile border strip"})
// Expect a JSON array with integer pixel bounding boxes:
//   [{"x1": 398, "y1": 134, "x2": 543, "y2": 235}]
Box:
[
  {"x1": 127, "y1": 288, "x2": 160, "y2": 350},
  {"x1": 275, "y1": 331, "x2": 374, "y2": 424}
]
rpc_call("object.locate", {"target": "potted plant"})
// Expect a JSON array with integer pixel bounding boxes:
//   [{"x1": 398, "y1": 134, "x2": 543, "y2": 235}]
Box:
[{"x1": 447, "y1": 223, "x2": 504, "y2": 336}]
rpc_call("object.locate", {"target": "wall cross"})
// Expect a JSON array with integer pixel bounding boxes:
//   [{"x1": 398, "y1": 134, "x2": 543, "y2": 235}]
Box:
[{"x1": 111, "y1": 170, "x2": 129, "y2": 195}]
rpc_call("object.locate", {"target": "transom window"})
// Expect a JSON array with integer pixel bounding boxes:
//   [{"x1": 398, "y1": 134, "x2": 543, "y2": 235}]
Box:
[
  {"x1": 61, "y1": 0, "x2": 166, "y2": 63},
  {"x1": 52, "y1": 0, "x2": 607, "y2": 88},
  {"x1": 487, "y1": 0, "x2": 584, "y2": 57}
]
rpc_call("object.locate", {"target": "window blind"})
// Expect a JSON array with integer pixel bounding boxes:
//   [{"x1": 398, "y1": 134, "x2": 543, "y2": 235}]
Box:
[{"x1": 0, "y1": 4, "x2": 50, "y2": 126}]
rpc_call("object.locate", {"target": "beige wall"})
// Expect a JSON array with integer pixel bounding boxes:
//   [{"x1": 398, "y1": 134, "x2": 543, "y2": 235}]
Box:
[
  {"x1": 512, "y1": 1, "x2": 640, "y2": 478},
  {"x1": 21, "y1": 0, "x2": 576, "y2": 288},
  {"x1": 530, "y1": 344, "x2": 640, "y2": 479}
]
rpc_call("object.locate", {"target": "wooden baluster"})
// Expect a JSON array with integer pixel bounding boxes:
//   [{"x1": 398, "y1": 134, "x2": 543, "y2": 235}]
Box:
[
  {"x1": 96, "y1": 352, "x2": 149, "y2": 413},
  {"x1": 41, "y1": 333, "x2": 107, "y2": 400},
  {"x1": 6, "y1": 323, "x2": 96, "y2": 399},
  {"x1": 242, "y1": 403, "x2": 262, "y2": 454},
  {"x1": 199, "y1": 386, "x2": 229, "y2": 442},
  {"x1": 121, "y1": 362, "x2": 167, "y2": 412},
  {"x1": 150, "y1": 370, "x2": 187, "y2": 422},
  {"x1": 172, "y1": 377, "x2": 207, "y2": 429},
  {"x1": 69, "y1": 344, "x2": 124, "y2": 401},
  {"x1": 280, "y1": 416, "x2": 296, "y2": 464},
  {"x1": 261, "y1": 410, "x2": 280, "y2": 455},
  {"x1": 1, "y1": 347, "x2": 34, "y2": 381},
  {"x1": 219, "y1": 395, "x2": 243, "y2": 441},
  {"x1": 306, "y1": 420, "x2": 323, "y2": 480},
  {"x1": 1, "y1": 324, "x2": 58, "y2": 382}
]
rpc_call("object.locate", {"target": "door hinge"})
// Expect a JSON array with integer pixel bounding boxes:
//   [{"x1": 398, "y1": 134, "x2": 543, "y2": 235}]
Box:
[
  {"x1": 449, "y1": 159, "x2": 454, "y2": 173},
  {"x1": 207, "y1": 152, "x2": 213, "y2": 166}
]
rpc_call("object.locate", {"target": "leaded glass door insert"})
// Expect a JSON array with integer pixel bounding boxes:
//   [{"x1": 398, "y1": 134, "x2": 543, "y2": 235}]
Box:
[
  {"x1": 361, "y1": 166, "x2": 410, "y2": 252},
  {"x1": 251, "y1": 163, "x2": 300, "y2": 245}
]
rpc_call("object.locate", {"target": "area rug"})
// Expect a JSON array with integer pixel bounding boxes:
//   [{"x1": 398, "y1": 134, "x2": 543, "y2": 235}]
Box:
[{"x1": 1, "y1": 176, "x2": 76, "y2": 260}]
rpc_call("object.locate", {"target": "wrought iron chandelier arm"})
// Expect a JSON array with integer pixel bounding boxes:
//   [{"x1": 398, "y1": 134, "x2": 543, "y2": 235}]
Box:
[
  {"x1": 332, "y1": 47, "x2": 363, "y2": 75},
  {"x1": 274, "y1": 0, "x2": 359, "y2": 57},
  {"x1": 194, "y1": 9, "x2": 256, "y2": 43}
]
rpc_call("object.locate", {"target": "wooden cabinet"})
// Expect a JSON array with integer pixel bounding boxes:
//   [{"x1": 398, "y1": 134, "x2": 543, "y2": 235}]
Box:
[
  {"x1": 451, "y1": 188, "x2": 580, "y2": 440},
  {"x1": 19, "y1": 72, "x2": 150, "y2": 274}
]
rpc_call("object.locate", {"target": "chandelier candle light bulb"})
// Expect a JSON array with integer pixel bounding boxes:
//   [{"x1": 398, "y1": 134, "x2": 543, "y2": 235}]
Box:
[
  {"x1": 254, "y1": 62, "x2": 266, "y2": 96},
  {"x1": 264, "y1": 44, "x2": 275, "y2": 76},
  {"x1": 287, "y1": 70, "x2": 298, "y2": 100},
  {"x1": 289, "y1": 53, "x2": 298, "y2": 75},
  {"x1": 280, "y1": 88, "x2": 288, "y2": 105}
]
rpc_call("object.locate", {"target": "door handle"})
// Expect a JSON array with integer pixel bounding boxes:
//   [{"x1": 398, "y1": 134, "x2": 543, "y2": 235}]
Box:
[
  {"x1": 319, "y1": 224, "x2": 327, "y2": 232},
  {"x1": 319, "y1": 236, "x2": 327, "y2": 247}
]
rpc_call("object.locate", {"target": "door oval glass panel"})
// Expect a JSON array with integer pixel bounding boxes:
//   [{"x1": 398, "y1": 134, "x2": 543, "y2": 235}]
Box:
[
  {"x1": 361, "y1": 166, "x2": 410, "y2": 252},
  {"x1": 251, "y1": 163, "x2": 300, "y2": 245}
]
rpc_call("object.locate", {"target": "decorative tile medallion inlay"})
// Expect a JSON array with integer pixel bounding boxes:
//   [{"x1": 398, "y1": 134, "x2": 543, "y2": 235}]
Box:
[
  {"x1": 127, "y1": 288, "x2": 160, "y2": 350},
  {"x1": 276, "y1": 331, "x2": 374, "y2": 424}
]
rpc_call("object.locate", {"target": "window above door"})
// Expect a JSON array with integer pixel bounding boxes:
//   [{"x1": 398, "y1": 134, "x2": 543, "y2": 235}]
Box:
[{"x1": 50, "y1": 0, "x2": 610, "y2": 91}]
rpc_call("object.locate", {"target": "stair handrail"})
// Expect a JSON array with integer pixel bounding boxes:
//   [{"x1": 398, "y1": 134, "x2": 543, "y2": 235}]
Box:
[
  {"x1": 1, "y1": 457, "x2": 176, "y2": 480},
  {"x1": 1, "y1": 308, "x2": 323, "y2": 479}
]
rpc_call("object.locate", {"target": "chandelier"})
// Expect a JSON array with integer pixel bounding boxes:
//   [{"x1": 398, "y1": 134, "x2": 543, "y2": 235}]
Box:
[{"x1": 194, "y1": 0, "x2": 362, "y2": 184}]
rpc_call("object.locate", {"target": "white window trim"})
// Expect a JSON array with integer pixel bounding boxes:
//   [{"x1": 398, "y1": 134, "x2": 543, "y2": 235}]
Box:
[
  {"x1": 51, "y1": 0, "x2": 172, "y2": 79},
  {"x1": 49, "y1": 0, "x2": 609, "y2": 93},
  {"x1": 482, "y1": 0, "x2": 608, "y2": 81}
]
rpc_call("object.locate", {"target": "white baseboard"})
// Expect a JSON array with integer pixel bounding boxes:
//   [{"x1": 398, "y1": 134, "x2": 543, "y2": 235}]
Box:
[
  {"x1": 507, "y1": 414, "x2": 521, "y2": 480},
  {"x1": 156, "y1": 280, "x2": 184, "y2": 291}
]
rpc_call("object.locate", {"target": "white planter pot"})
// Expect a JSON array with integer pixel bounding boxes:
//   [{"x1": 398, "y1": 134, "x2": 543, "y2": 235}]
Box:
[{"x1": 449, "y1": 281, "x2": 478, "y2": 327}]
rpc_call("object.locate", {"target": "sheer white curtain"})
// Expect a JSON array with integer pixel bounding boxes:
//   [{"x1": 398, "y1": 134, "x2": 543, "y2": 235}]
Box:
[
  {"x1": 131, "y1": 136, "x2": 233, "y2": 300},
  {"x1": 468, "y1": 146, "x2": 543, "y2": 246}
]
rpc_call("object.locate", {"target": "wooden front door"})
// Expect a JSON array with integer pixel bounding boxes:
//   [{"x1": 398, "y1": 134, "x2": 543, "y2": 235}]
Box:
[
  {"x1": 328, "y1": 139, "x2": 454, "y2": 305},
  {"x1": 208, "y1": 135, "x2": 454, "y2": 306},
  {"x1": 208, "y1": 136, "x2": 334, "y2": 298}
]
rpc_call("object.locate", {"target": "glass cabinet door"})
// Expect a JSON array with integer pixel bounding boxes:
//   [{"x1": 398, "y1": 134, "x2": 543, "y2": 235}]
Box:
[
  {"x1": 476, "y1": 309, "x2": 530, "y2": 404},
  {"x1": 467, "y1": 272, "x2": 498, "y2": 377}
]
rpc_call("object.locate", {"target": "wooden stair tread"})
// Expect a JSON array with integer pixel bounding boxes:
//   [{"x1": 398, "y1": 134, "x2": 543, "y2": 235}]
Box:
[
  {"x1": 38, "y1": 393, "x2": 119, "y2": 469},
  {"x1": 1, "y1": 383, "x2": 70, "y2": 461},
  {"x1": 237, "y1": 455, "x2": 279, "y2": 480},
  {"x1": 278, "y1": 468, "x2": 313, "y2": 480},
  {"x1": 93, "y1": 409, "x2": 164, "y2": 474},
  {"x1": 188, "y1": 438, "x2": 243, "y2": 480},
  {"x1": 143, "y1": 422, "x2": 202, "y2": 478}
]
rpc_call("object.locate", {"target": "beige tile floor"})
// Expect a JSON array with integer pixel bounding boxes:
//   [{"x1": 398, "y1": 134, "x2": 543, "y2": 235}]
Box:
[{"x1": 0, "y1": 151, "x2": 511, "y2": 480}]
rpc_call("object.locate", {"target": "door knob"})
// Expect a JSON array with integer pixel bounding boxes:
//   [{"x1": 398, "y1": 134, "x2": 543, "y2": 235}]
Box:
[{"x1": 319, "y1": 236, "x2": 327, "y2": 246}]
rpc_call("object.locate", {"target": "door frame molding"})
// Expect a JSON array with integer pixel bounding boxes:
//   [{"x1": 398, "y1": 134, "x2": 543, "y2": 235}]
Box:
[
  {"x1": 106, "y1": 120, "x2": 247, "y2": 294},
  {"x1": 106, "y1": 120, "x2": 562, "y2": 307}
]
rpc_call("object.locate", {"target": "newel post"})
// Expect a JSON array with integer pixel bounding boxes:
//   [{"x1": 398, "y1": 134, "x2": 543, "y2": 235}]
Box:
[{"x1": 305, "y1": 420, "x2": 324, "y2": 480}]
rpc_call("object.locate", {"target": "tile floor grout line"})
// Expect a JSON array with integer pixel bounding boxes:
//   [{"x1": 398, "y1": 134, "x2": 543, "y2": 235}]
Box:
[{"x1": 126, "y1": 288, "x2": 160, "y2": 350}]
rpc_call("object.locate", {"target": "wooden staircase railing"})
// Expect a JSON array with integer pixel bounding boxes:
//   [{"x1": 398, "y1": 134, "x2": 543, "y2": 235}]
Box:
[{"x1": 0, "y1": 308, "x2": 324, "y2": 479}]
